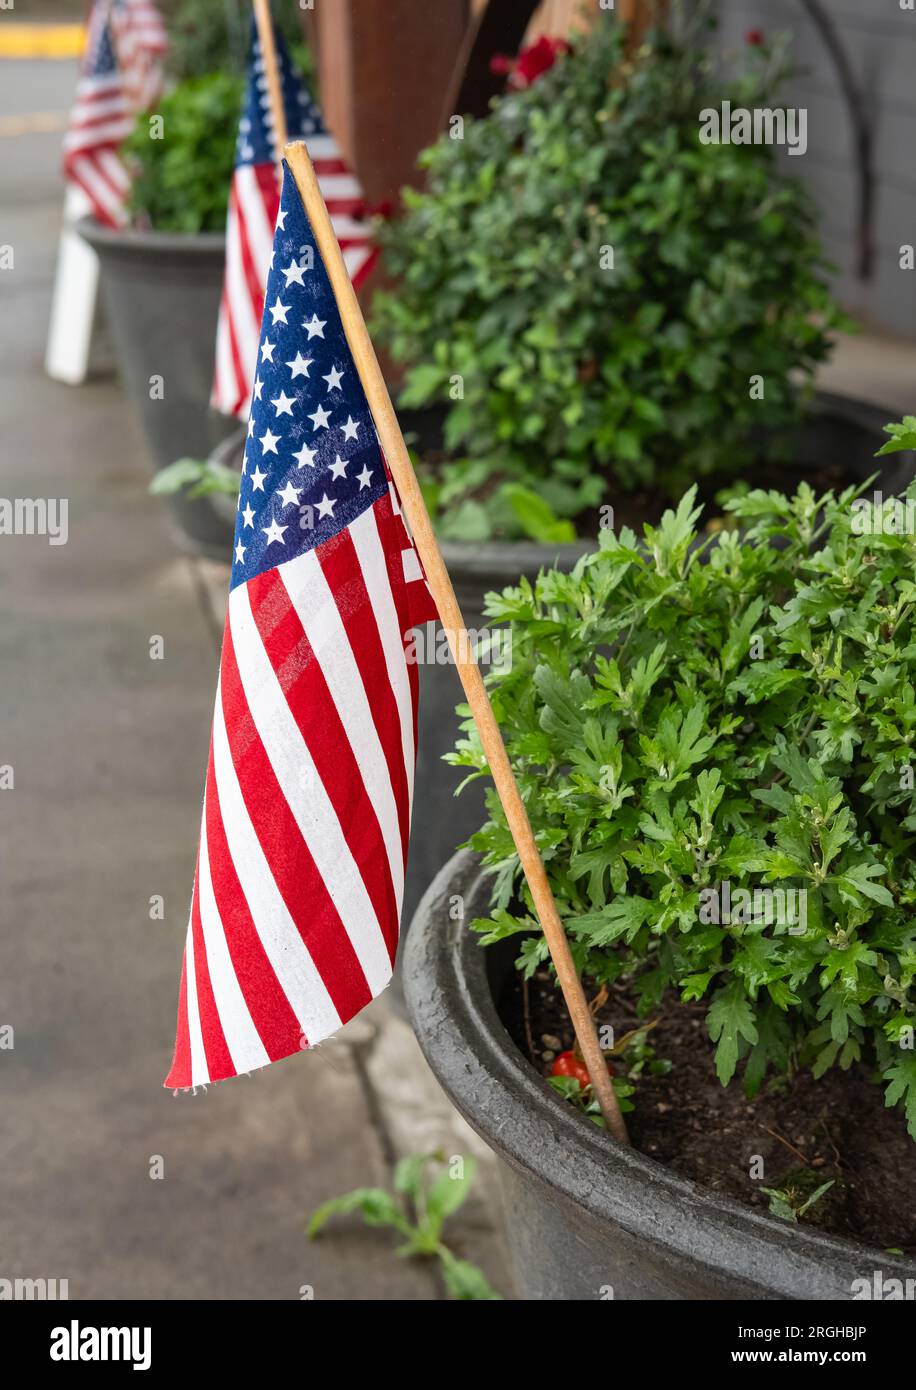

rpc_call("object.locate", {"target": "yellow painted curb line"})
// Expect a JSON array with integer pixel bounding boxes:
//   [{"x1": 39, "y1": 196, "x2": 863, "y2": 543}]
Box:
[{"x1": 0, "y1": 24, "x2": 85, "y2": 59}]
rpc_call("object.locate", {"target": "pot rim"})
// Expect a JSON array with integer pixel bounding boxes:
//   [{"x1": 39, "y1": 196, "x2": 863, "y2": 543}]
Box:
[
  {"x1": 76, "y1": 215, "x2": 226, "y2": 255},
  {"x1": 404, "y1": 848, "x2": 916, "y2": 1298}
]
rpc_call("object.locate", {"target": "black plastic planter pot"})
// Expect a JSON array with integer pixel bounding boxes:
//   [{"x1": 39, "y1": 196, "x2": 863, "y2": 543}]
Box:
[
  {"x1": 77, "y1": 218, "x2": 237, "y2": 556},
  {"x1": 404, "y1": 850, "x2": 916, "y2": 1301}
]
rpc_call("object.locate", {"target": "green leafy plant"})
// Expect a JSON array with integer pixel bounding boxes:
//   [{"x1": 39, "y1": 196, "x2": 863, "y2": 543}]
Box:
[
  {"x1": 151, "y1": 456, "x2": 239, "y2": 499},
  {"x1": 160, "y1": 0, "x2": 313, "y2": 83},
  {"x1": 374, "y1": 8, "x2": 839, "y2": 539},
  {"x1": 452, "y1": 432, "x2": 916, "y2": 1137},
  {"x1": 761, "y1": 1172, "x2": 836, "y2": 1224},
  {"x1": 123, "y1": 73, "x2": 244, "y2": 233},
  {"x1": 309, "y1": 1152, "x2": 502, "y2": 1300}
]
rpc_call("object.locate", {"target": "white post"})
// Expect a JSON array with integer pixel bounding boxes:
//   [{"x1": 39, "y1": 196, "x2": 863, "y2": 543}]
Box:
[{"x1": 45, "y1": 185, "x2": 103, "y2": 385}]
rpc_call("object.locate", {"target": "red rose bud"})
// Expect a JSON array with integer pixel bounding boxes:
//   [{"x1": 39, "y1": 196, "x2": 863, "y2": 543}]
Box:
[
  {"x1": 745, "y1": 28, "x2": 764, "y2": 46},
  {"x1": 511, "y1": 35, "x2": 571, "y2": 89}
]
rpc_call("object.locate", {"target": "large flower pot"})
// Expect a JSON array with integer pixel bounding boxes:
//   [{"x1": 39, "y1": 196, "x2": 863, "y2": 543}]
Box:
[
  {"x1": 77, "y1": 218, "x2": 237, "y2": 556},
  {"x1": 405, "y1": 849, "x2": 916, "y2": 1301}
]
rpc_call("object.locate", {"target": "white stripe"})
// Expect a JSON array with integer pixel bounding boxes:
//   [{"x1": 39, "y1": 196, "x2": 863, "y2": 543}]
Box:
[
  {"x1": 402, "y1": 547, "x2": 423, "y2": 584},
  {"x1": 343, "y1": 246, "x2": 373, "y2": 282},
  {"x1": 197, "y1": 811, "x2": 270, "y2": 1075},
  {"x1": 280, "y1": 549, "x2": 406, "y2": 912},
  {"x1": 69, "y1": 157, "x2": 126, "y2": 224},
  {"x1": 222, "y1": 184, "x2": 263, "y2": 402},
  {"x1": 98, "y1": 148, "x2": 131, "y2": 189},
  {"x1": 184, "y1": 917, "x2": 209, "y2": 1087},
  {"x1": 212, "y1": 306, "x2": 238, "y2": 415},
  {"x1": 330, "y1": 215, "x2": 372, "y2": 239},
  {"x1": 64, "y1": 119, "x2": 132, "y2": 151},
  {"x1": 211, "y1": 674, "x2": 342, "y2": 1041},
  {"x1": 348, "y1": 508, "x2": 416, "y2": 801},
  {"x1": 228, "y1": 583, "x2": 393, "y2": 995},
  {"x1": 235, "y1": 164, "x2": 275, "y2": 286},
  {"x1": 304, "y1": 134, "x2": 340, "y2": 160},
  {"x1": 318, "y1": 173, "x2": 361, "y2": 200}
]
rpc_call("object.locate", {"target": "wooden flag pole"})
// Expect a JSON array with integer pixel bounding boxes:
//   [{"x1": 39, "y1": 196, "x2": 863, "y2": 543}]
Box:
[
  {"x1": 284, "y1": 140, "x2": 629, "y2": 1145},
  {"x1": 253, "y1": 0, "x2": 288, "y2": 155}
]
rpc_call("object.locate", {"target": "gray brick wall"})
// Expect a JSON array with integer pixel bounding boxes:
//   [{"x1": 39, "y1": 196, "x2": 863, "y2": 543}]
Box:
[{"x1": 711, "y1": 0, "x2": 916, "y2": 339}]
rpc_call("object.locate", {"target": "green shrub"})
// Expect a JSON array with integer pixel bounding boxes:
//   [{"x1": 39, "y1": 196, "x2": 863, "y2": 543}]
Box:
[
  {"x1": 374, "y1": 11, "x2": 839, "y2": 539},
  {"x1": 123, "y1": 73, "x2": 243, "y2": 234},
  {"x1": 452, "y1": 428, "x2": 916, "y2": 1136},
  {"x1": 159, "y1": 0, "x2": 312, "y2": 82}
]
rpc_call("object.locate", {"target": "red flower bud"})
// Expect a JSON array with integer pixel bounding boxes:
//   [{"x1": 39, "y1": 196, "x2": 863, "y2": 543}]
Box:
[{"x1": 745, "y1": 28, "x2": 764, "y2": 47}]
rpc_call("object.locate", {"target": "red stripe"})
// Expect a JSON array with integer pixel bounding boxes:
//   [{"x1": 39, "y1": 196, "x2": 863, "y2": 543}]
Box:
[
  {"x1": 249, "y1": 566, "x2": 399, "y2": 964},
  {"x1": 316, "y1": 518, "x2": 412, "y2": 862},
  {"x1": 188, "y1": 867, "x2": 235, "y2": 1082},
  {"x1": 164, "y1": 952, "x2": 191, "y2": 1088},
  {"x1": 232, "y1": 178, "x2": 270, "y2": 323},
  {"x1": 218, "y1": 617, "x2": 373, "y2": 1016},
  {"x1": 202, "y1": 740, "x2": 306, "y2": 1059}
]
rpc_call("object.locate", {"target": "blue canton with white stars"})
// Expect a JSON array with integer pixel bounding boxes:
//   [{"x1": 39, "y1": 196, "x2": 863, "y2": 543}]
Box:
[
  {"x1": 87, "y1": 13, "x2": 119, "y2": 77},
  {"x1": 231, "y1": 163, "x2": 388, "y2": 590},
  {"x1": 236, "y1": 21, "x2": 329, "y2": 169}
]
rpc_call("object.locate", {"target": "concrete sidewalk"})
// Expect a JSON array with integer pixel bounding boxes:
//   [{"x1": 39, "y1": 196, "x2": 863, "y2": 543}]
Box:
[{"x1": 0, "y1": 58, "x2": 510, "y2": 1301}]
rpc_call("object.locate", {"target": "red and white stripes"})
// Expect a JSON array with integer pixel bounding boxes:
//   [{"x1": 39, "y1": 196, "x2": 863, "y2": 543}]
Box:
[{"x1": 165, "y1": 495, "x2": 422, "y2": 1088}]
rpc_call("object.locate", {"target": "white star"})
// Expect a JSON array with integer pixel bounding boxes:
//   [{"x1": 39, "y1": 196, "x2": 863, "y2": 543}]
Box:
[
  {"x1": 316, "y1": 493, "x2": 337, "y2": 520},
  {"x1": 235, "y1": 541, "x2": 246, "y2": 565},
  {"x1": 276, "y1": 207, "x2": 287, "y2": 230},
  {"x1": 260, "y1": 338, "x2": 276, "y2": 363},
  {"x1": 241, "y1": 502, "x2": 256, "y2": 528},
  {"x1": 269, "y1": 297, "x2": 290, "y2": 326},
  {"x1": 271, "y1": 390, "x2": 295, "y2": 417},
  {"x1": 356, "y1": 464, "x2": 374, "y2": 490},
  {"x1": 260, "y1": 427, "x2": 280, "y2": 455},
  {"x1": 303, "y1": 314, "x2": 326, "y2": 339},
  {"x1": 281, "y1": 259, "x2": 306, "y2": 287},
  {"x1": 309, "y1": 404, "x2": 331, "y2": 431},
  {"x1": 262, "y1": 518, "x2": 288, "y2": 546},
  {"x1": 277, "y1": 479, "x2": 301, "y2": 508},
  {"x1": 293, "y1": 443, "x2": 317, "y2": 469},
  {"x1": 247, "y1": 416, "x2": 256, "y2": 438},
  {"x1": 329, "y1": 453, "x2": 348, "y2": 481},
  {"x1": 250, "y1": 465, "x2": 267, "y2": 491},
  {"x1": 253, "y1": 376, "x2": 264, "y2": 401},
  {"x1": 286, "y1": 352, "x2": 312, "y2": 379},
  {"x1": 323, "y1": 365, "x2": 344, "y2": 392},
  {"x1": 241, "y1": 452, "x2": 249, "y2": 475},
  {"x1": 340, "y1": 416, "x2": 360, "y2": 442}
]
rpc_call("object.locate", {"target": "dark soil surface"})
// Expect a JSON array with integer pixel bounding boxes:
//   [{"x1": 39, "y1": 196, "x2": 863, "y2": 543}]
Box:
[
  {"x1": 499, "y1": 968, "x2": 916, "y2": 1254},
  {"x1": 580, "y1": 451, "x2": 859, "y2": 537}
]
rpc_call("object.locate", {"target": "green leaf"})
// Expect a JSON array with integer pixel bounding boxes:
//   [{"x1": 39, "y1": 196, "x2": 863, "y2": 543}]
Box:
[
  {"x1": 308, "y1": 1189, "x2": 407, "y2": 1240},
  {"x1": 884, "y1": 1054, "x2": 916, "y2": 1140},
  {"x1": 707, "y1": 983, "x2": 758, "y2": 1086},
  {"x1": 501, "y1": 483, "x2": 577, "y2": 543},
  {"x1": 426, "y1": 1159, "x2": 476, "y2": 1226},
  {"x1": 437, "y1": 1249, "x2": 503, "y2": 1301}
]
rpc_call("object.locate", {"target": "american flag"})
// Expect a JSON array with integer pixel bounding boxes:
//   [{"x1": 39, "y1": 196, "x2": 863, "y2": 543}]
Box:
[
  {"x1": 110, "y1": 0, "x2": 168, "y2": 113},
  {"x1": 62, "y1": 7, "x2": 134, "y2": 229},
  {"x1": 212, "y1": 20, "x2": 377, "y2": 421},
  {"x1": 165, "y1": 162, "x2": 435, "y2": 1089}
]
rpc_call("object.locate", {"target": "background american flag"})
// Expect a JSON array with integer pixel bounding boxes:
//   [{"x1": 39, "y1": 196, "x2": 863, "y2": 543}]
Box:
[
  {"x1": 166, "y1": 162, "x2": 435, "y2": 1090},
  {"x1": 212, "y1": 20, "x2": 377, "y2": 421},
  {"x1": 62, "y1": 0, "x2": 167, "y2": 228},
  {"x1": 110, "y1": 0, "x2": 168, "y2": 114},
  {"x1": 62, "y1": 6, "x2": 134, "y2": 228}
]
